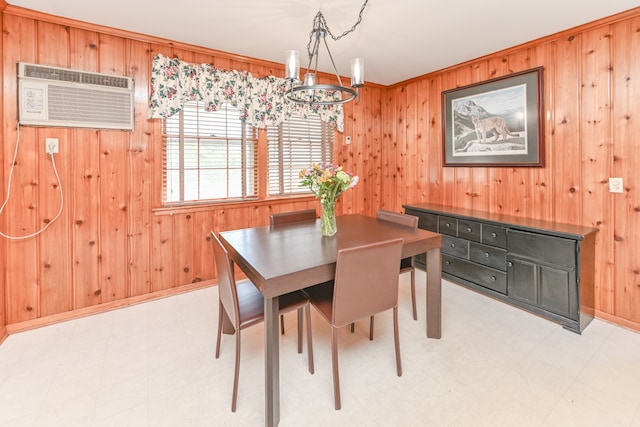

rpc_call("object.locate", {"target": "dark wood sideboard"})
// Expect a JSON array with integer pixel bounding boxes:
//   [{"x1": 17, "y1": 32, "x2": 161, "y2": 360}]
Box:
[{"x1": 403, "y1": 203, "x2": 598, "y2": 333}]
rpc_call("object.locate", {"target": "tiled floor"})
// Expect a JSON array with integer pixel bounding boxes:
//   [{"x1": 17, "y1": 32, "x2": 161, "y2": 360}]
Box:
[{"x1": 1, "y1": 271, "x2": 640, "y2": 427}]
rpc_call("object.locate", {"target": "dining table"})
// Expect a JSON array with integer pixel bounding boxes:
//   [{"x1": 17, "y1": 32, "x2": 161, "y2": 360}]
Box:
[{"x1": 218, "y1": 214, "x2": 443, "y2": 427}]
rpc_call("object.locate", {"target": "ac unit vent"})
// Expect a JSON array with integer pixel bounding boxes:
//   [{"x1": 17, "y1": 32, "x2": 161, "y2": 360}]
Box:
[
  {"x1": 18, "y1": 62, "x2": 134, "y2": 130},
  {"x1": 21, "y1": 64, "x2": 132, "y2": 89}
]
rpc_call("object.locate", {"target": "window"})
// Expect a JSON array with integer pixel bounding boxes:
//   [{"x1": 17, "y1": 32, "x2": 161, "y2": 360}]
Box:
[
  {"x1": 267, "y1": 113, "x2": 334, "y2": 196},
  {"x1": 163, "y1": 102, "x2": 257, "y2": 204}
]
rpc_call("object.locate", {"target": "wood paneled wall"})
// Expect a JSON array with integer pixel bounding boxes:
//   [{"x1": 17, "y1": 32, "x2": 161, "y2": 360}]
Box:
[
  {"x1": 0, "y1": 4, "x2": 638, "y2": 339},
  {"x1": 383, "y1": 8, "x2": 640, "y2": 331},
  {"x1": 0, "y1": 6, "x2": 382, "y2": 334},
  {"x1": 0, "y1": 1, "x2": 6, "y2": 343}
]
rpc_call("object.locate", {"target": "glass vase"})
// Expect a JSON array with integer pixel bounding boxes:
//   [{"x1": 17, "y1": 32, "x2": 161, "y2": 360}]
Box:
[{"x1": 320, "y1": 199, "x2": 337, "y2": 237}]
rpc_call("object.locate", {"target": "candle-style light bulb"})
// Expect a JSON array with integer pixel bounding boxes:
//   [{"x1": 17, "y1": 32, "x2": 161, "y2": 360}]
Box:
[
  {"x1": 351, "y1": 58, "x2": 364, "y2": 87},
  {"x1": 285, "y1": 50, "x2": 300, "y2": 81}
]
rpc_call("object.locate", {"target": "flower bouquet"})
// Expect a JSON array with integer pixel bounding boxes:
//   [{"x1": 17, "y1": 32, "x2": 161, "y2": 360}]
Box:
[{"x1": 299, "y1": 162, "x2": 359, "y2": 236}]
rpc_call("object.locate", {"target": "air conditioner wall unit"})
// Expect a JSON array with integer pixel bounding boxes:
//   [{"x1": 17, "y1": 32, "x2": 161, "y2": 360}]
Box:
[{"x1": 18, "y1": 62, "x2": 135, "y2": 130}]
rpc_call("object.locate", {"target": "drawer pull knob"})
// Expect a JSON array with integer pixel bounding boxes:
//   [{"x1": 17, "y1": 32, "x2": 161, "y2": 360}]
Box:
[
  {"x1": 491, "y1": 232, "x2": 497, "y2": 238},
  {"x1": 445, "y1": 260, "x2": 451, "y2": 265},
  {"x1": 445, "y1": 223, "x2": 451, "y2": 228},
  {"x1": 491, "y1": 276, "x2": 496, "y2": 281},
  {"x1": 450, "y1": 243, "x2": 455, "y2": 248},
  {"x1": 484, "y1": 252, "x2": 490, "y2": 258},
  {"x1": 466, "y1": 227, "x2": 472, "y2": 233},
  {"x1": 507, "y1": 261, "x2": 513, "y2": 267}
]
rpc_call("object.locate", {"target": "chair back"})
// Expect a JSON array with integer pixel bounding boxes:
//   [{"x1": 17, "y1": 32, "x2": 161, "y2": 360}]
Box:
[
  {"x1": 210, "y1": 231, "x2": 240, "y2": 330},
  {"x1": 377, "y1": 209, "x2": 418, "y2": 230},
  {"x1": 332, "y1": 238, "x2": 404, "y2": 328},
  {"x1": 270, "y1": 209, "x2": 316, "y2": 226}
]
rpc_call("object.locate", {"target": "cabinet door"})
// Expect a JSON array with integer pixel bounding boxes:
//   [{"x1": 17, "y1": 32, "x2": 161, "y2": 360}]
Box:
[
  {"x1": 540, "y1": 265, "x2": 577, "y2": 320},
  {"x1": 507, "y1": 256, "x2": 538, "y2": 305},
  {"x1": 508, "y1": 256, "x2": 577, "y2": 321}
]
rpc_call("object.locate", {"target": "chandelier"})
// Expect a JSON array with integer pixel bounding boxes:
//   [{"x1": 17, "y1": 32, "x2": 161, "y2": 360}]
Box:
[{"x1": 285, "y1": 0, "x2": 369, "y2": 106}]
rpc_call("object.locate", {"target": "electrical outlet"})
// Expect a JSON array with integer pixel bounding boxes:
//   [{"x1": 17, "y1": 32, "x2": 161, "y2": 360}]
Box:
[
  {"x1": 45, "y1": 138, "x2": 59, "y2": 154},
  {"x1": 345, "y1": 136, "x2": 351, "y2": 145},
  {"x1": 609, "y1": 177, "x2": 623, "y2": 193}
]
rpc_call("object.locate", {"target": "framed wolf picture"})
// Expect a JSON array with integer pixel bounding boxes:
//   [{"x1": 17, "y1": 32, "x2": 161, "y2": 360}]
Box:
[{"x1": 442, "y1": 67, "x2": 544, "y2": 167}]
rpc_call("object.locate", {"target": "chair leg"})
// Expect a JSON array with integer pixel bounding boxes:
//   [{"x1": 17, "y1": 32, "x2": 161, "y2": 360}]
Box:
[
  {"x1": 280, "y1": 314, "x2": 285, "y2": 335},
  {"x1": 410, "y1": 268, "x2": 417, "y2": 321},
  {"x1": 369, "y1": 315, "x2": 375, "y2": 341},
  {"x1": 232, "y1": 329, "x2": 241, "y2": 412},
  {"x1": 393, "y1": 306, "x2": 402, "y2": 377},
  {"x1": 215, "y1": 300, "x2": 223, "y2": 359},
  {"x1": 296, "y1": 308, "x2": 303, "y2": 354},
  {"x1": 331, "y1": 327, "x2": 341, "y2": 410},
  {"x1": 305, "y1": 305, "x2": 314, "y2": 374}
]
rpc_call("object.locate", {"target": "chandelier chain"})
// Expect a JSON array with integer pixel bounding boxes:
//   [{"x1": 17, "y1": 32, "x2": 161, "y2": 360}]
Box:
[{"x1": 306, "y1": 0, "x2": 369, "y2": 57}]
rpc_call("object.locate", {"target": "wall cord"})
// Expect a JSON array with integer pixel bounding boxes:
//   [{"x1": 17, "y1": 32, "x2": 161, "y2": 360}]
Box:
[{"x1": 0, "y1": 124, "x2": 64, "y2": 239}]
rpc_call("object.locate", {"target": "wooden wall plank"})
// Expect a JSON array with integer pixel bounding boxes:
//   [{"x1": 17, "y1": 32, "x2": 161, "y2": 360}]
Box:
[
  {"x1": 36, "y1": 21, "x2": 72, "y2": 317},
  {"x1": 127, "y1": 39, "x2": 153, "y2": 297},
  {"x1": 97, "y1": 34, "x2": 129, "y2": 302},
  {"x1": 4, "y1": 15, "x2": 39, "y2": 323},
  {"x1": 611, "y1": 16, "x2": 640, "y2": 323},
  {"x1": 550, "y1": 34, "x2": 582, "y2": 225},
  {"x1": 72, "y1": 130, "x2": 101, "y2": 308},
  {"x1": 0, "y1": 3, "x2": 4, "y2": 339},
  {"x1": 173, "y1": 213, "x2": 195, "y2": 286},
  {"x1": 581, "y1": 25, "x2": 615, "y2": 315},
  {"x1": 69, "y1": 28, "x2": 101, "y2": 309},
  {"x1": 151, "y1": 214, "x2": 173, "y2": 291},
  {"x1": 440, "y1": 71, "x2": 458, "y2": 207},
  {"x1": 427, "y1": 76, "x2": 443, "y2": 205}
]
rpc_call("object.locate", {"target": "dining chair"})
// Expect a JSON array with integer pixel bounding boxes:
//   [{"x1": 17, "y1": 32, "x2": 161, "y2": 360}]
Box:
[
  {"x1": 376, "y1": 209, "x2": 419, "y2": 321},
  {"x1": 269, "y1": 208, "x2": 317, "y2": 226},
  {"x1": 210, "y1": 231, "x2": 314, "y2": 412},
  {"x1": 304, "y1": 237, "x2": 404, "y2": 410},
  {"x1": 269, "y1": 209, "x2": 317, "y2": 335}
]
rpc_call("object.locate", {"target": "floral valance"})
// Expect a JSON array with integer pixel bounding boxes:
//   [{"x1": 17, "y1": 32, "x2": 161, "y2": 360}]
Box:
[{"x1": 147, "y1": 54, "x2": 344, "y2": 131}]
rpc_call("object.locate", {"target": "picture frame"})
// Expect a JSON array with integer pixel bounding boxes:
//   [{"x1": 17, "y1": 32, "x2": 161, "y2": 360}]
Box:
[{"x1": 442, "y1": 67, "x2": 544, "y2": 167}]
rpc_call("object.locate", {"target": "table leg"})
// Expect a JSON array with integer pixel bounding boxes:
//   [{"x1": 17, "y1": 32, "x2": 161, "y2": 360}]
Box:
[
  {"x1": 264, "y1": 296, "x2": 280, "y2": 427},
  {"x1": 426, "y1": 248, "x2": 442, "y2": 339}
]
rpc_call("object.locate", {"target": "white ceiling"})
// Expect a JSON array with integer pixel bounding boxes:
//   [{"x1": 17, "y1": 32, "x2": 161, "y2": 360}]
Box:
[{"x1": 6, "y1": 0, "x2": 639, "y2": 86}]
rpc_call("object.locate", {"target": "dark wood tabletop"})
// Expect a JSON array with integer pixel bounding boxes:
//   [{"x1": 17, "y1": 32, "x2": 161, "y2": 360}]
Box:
[{"x1": 219, "y1": 214, "x2": 443, "y2": 427}]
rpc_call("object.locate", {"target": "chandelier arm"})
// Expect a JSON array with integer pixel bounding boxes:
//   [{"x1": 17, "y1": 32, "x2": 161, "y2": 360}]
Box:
[
  {"x1": 322, "y1": 36, "x2": 344, "y2": 88},
  {"x1": 307, "y1": 34, "x2": 321, "y2": 72}
]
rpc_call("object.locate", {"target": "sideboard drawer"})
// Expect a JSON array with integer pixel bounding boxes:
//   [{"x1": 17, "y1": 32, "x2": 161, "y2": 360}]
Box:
[
  {"x1": 508, "y1": 230, "x2": 576, "y2": 269},
  {"x1": 407, "y1": 210, "x2": 437, "y2": 232},
  {"x1": 442, "y1": 235, "x2": 468, "y2": 258},
  {"x1": 481, "y1": 224, "x2": 507, "y2": 248},
  {"x1": 458, "y1": 219, "x2": 481, "y2": 243},
  {"x1": 443, "y1": 254, "x2": 507, "y2": 294},
  {"x1": 469, "y1": 242, "x2": 507, "y2": 271},
  {"x1": 438, "y1": 216, "x2": 458, "y2": 236}
]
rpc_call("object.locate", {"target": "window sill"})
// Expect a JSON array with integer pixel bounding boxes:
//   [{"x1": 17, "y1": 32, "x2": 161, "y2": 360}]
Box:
[{"x1": 153, "y1": 195, "x2": 318, "y2": 216}]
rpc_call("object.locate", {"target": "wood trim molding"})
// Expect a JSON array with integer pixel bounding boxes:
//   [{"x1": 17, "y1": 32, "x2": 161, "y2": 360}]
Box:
[
  {"x1": 0, "y1": 327, "x2": 7, "y2": 346},
  {"x1": 6, "y1": 280, "x2": 216, "y2": 335},
  {"x1": 595, "y1": 310, "x2": 640, "y2": 334}
]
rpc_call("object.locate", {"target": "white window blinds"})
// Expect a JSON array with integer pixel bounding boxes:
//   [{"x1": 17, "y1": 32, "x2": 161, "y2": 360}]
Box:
[
  {"x1": 267, "y1": 113, "x2": 334, "y2": 196},
  {"x1": 163, "y1": 102, "x2": 257, "y2": 203}
]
